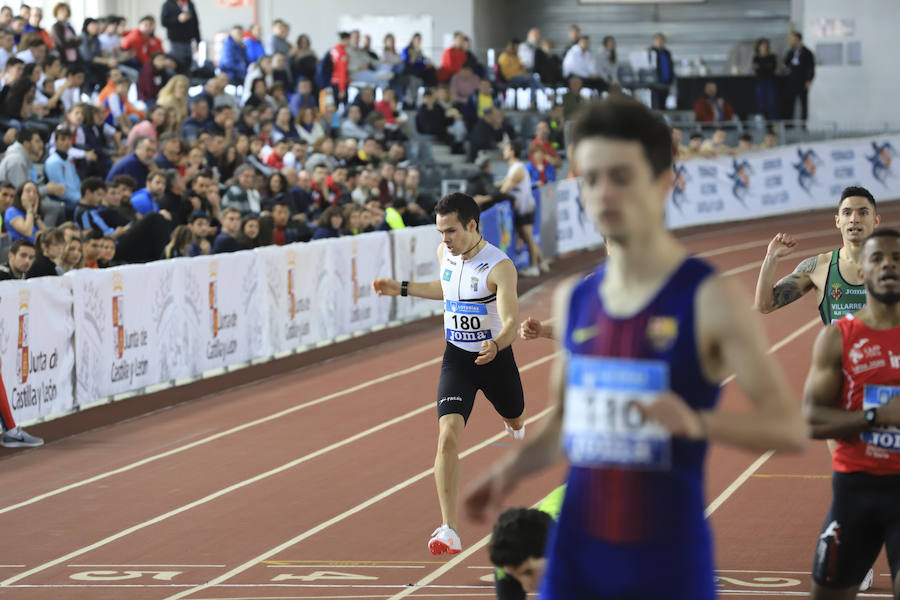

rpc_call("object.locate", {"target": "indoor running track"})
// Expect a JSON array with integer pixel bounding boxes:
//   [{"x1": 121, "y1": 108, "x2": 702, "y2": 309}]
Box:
[{"x1": 3, "y1": 202, "x2": 900, "y2": 600}]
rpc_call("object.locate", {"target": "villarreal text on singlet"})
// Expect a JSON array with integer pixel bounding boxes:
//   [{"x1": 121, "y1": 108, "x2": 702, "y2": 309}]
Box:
[
  {"x1": 819, "y1": 249, "x2": 866, "y2": 324},
  {"x1": 539, "y1": 258, "x2": 721, "y2": 600}
]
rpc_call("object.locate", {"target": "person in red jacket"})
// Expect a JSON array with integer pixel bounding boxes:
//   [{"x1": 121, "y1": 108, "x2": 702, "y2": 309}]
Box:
[
  {"x1": 329, "y1": 31, "x2": 350, "y2": 100},
  {"x1": 693, "y1": 81, "x2": 735, "y2": 124},
  {"x1": 120, "y1": 15, "x2": 163, "y2": 69},
  {"x1": 439, "y1": 31, "x2": 467, "y2": 82}
]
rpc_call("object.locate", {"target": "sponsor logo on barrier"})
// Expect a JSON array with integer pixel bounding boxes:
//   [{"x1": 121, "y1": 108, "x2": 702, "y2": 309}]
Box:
[
  {"x1": 670, "y1": 164, "x2": 690, "y2": 211},
  {"x1": 866, "y1": 141, "x2": 896, "y2": 185},
  {"x1": 727, "y1": 159, "x2": 753, "y2": 206},
  {"x1": 793, "y1": 148, "x2": 823, "y2": 194},
  {"x1": 112, "y1": 273, "x2": 125, "y2": 358},
  {"x1": 287, "y1": 250, "x2": 296, "y2": 320},
  {"x1": 16, "y1": 289, "x2": 29, "y2": 384},
  {"x1": 209, "y1": 261, "x2": 219, "y2": 337}
]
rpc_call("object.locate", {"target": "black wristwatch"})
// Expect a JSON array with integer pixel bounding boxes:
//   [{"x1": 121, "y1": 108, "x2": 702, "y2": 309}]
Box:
[
  {"x1": 400, "y1": 281, "x2": 409, "y2": 297},
  {"x1": 864, "y1": 407, "x2": 878, "y2": 425}
]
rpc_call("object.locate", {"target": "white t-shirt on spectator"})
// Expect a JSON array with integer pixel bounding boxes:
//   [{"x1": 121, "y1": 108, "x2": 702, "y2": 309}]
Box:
[
  {"x1": 518, "y1": 42, "x2": 537, "y2": 71},
  {"x1": 562, "y1": 45, "x2": 597, "y2": 79},
  {"x1": 98, "y1": 33, "x2": 120, "y2": 55}
]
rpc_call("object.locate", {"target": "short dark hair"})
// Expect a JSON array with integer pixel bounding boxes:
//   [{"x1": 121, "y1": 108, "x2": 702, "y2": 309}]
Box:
[
  {"x1": 112, "y1": 174, "x2": 137, "y2": 192},
  {"x1": 189, "y1": 211, "x2": 210, "y2": 223},
  {"x1": 739, "y1": 133, "x2": 753, "y2": 143},
  {"x1": 488, "y1": 508, "x2": 553, "y2": 568},
  {"x1": 839, "y1": 186, "x2": 876, "y2": 211},
  {"x1": 791, "y1": 30, "x2": 802, "y2": 41},
  {"x1": 17, "y1": 127, "x2": 41, "y2": 144},
  {"x1": 139, "y1": 14, "x2": 154, "y2": 24},
  {"x1": 864, "y1": 228, "x2": 900, "y2": 246},
  {"x1": 9, "y1": 239, "x2": 35, "y2": 256},
  {"x1": 570, "y1": 98, "x2": 673, "y2": 177},
  {"x1": 81, "y1": 176, "x2": 106, "y2": 196},
  {"x1": 84, "y1": 229, "x2": 104, "y2": 242},
  {"x1": 435, "y1": 192, "x2": 480, "y2": 228},
  {"x1": 0, "y1": 180, "x2": 14, "y2": 190}
]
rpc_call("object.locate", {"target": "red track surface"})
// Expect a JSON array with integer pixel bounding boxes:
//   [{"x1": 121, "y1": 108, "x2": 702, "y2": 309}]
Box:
[{"x1": 2, "y1": 203, "x2": 900, "y2": 600}]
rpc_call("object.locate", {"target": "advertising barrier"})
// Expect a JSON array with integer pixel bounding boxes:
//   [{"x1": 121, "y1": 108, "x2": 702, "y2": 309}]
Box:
[{"x1": 390, "y1": 226, "x2": 443, "y2": 321}]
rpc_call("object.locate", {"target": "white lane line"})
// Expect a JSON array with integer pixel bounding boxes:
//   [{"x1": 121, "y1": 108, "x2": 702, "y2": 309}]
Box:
[
  {"x1": 68, "y1": 564, "x2": 226, "y2": 568},
  {"x1": 160, "y1": 403, "x2": 557, "y2": 600},
  {"x1": 0, "y1": 353, "x2": 557, "y2": 589},
  {"x1": 387, "y1": 316, "x2": 822, "y2": 599},
  {"x1": 695, "y1": 228, "x2": 837, "y2": 258},
  {"x1": 265, "y1": 565, "x2": 425, "y2": 569},
  {"x1": 0, "y1": 356, "x2": 443, "y2": 516}
]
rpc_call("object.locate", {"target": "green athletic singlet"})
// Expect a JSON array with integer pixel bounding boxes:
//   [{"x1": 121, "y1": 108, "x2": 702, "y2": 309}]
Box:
[{"x1": 818, "y1": 249, "x2": 866, "y2": 324}]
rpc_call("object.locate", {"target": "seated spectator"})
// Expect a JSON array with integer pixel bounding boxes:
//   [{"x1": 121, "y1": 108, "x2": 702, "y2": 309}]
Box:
[
  {"x1": 526, "y1": 142, "x2": 556, "y2": 188},
  {"x1": 56, "y1": 235, "x2": 83, "y2": 271},
  {"x1": 130, "y1": 169, "x2": 165, "y2": 215},
  {"x1": 466, "y1": 155, "x2": 510, "y2": 209},
  {"x1": 468, "y1": 107, "x2": 506, "y2": 162},
  {"x1": 157, "y1": 73, "x2": 189, "y2": 124},
  {"x1": 153, "y1": 131, "x2": 183, "y2": 171},
  {"x1": 699, "y1": 128, "x2": 732, "y2": 157},
  {"x1": 535, "y1": 39, "x2": 563, "y2": 86},
  {"x1": 26, "y1": 227, "x2": 64, "y2": 277},
  {"x1": 267, "y1": 19, "x2": 291, "y2": 56},
  {"x1": 81, "y1": 228, "x2": 103, "y2": 267},
  {"x1": 223, "y1": 164, "x2": 262, "y2": 215},
  {"x1": 439, "y1": 31, "x2": 466, "y2": 82},
  {"x1": 186, "y1": 211, "x2": 210, "y2": 256},
  {"x1": 762, "y1": 129, "x2": 777, "y2": 149},
  {"x1": 180, "y1": 97, "x2": 213, "y2": 142},
  {"x1": 693, "y1": 81, "x2": 735, "y2": 124},
  {"x1": 682, "y1": 132, "x2": 704, "y2": 160},
  {"x1": 350, "y1": 168, "x2": 377, "y2": 206},
  {"x1": 736, "y1": 133, "x2": 754, "y2": 153},
  {"x1": 346, "y1": 30, "x2": 384, "y2": 89},
  {"x1": 415, "y1": 89, "x2": 450, "y2": 139},
  {"x1": 562, "y1": 36, "x2": 607, "y2": 91},
  {"x1": 209, "y1": 105, "x2": 235, "y2": 139},
  {"x1": 401, "y1": 32, "x2": 437, "y2": 89},
  {"x1": 137, "y1": 51, "x2": 169, "y2": 101},
  {"x1": 449, "y1": 63, "x2": 480, "y2": 105},
  {"x1": 162, "y1": 223, "x2": 191, "y2": 258},
  {"x1": 260, "y1": 170, "x2": 289, "y2": 211},
  {"x1": 531, "y1": 121, "x2": 562, "y2": 168},
  {"x1": 108, "y1": 174, "x2": 140, "y2": 222},
  {"x1": 289, "y1": 77, "x2": 316, "y2": 117},
  {"x1": 271, "y1": 106, "x2": 300, "y2": 142},
  {"x1": 120, "y1": 15, "x2": 163, "y2": 70},
  {"x1": 404, "y1": 168, "x2": 434, "y2": 218},
  {"x1": 341, "y1": 104, "x2": 370, "y2": 140},
  {"x1": 106, "y1": 136, "x2": 156, "y2": 189},
  {"x1": 0, "y1": 128, "x2": 67, "y2": 224},
  {"x1": 295, "y1": 108, "x2": 325, "y2": 146},
  {"x1": 0, "y1": 238, "x2": 35, "y2": 280},
  {"x1": 311, "y1": 204, "x2": 347, "y2": 239},
  {"x1": 265, "y1": 138, "x2": 290, "y2": 170},
  {"x1": 97, "y1": 234, "x2": 115, "y2": 267},
  {"x1": 101, "y1": 76, "x2": 144, "y2": 131},
  {"x1": 596, "y1": 36, "x2": 619, "y2": 89},
  {"x1": 271, "y1": 200, "x2": 301, "y2": 245},
  {"x1": 218, "y1": 25, "x2": 249, "y2": 84},
  {"x1": 44, "y1": 126, "x2": 82, "y2": 209},
  {"x1": 5, "y1": 181, "x2": 47, "y2": 242},
  {"x1": 517, "y1": 28, "x2": 541, "y2": 72},
  {"x1": 326, "y1": 165, "x2": 351, "y2": 204},
  {"x1": 212, "y1": 206, "x2": 242, "y2": 253},
  {"x1": 561, "y1": 75, "x2": 586, "y2": 120},
  {"x1": 125, "y1": 105, "x2": 167, "y2": 150},
  {"x1": 498, "y1": 39, "x2": 542, "y2": 91},
  {"x1": 237, "y1": 215, "x2": 260, "y2": 249}
]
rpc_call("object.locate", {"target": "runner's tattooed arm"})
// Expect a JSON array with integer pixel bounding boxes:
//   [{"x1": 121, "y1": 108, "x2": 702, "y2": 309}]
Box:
[{"x1": 770, "y1": 256, "x2": 818, "y2": 309}]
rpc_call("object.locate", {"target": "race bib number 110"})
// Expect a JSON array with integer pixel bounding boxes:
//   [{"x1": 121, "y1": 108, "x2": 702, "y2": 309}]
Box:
[
  {"x1": 860, "y1": 385, "x2": 900, "y2": 452},
  {"x1": 563, "y1": 355, "x2": 671, "y2": 470}
]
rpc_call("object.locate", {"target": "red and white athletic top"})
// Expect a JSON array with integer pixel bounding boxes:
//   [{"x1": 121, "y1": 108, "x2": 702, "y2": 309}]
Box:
[{"x1": 833, "y1": 314, "x2": 900, "y2": 475}]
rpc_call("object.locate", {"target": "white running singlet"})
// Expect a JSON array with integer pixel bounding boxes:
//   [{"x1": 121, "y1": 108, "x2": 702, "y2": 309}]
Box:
[{"x1": 440, "y1": 242, "x2": 510, "y2": 353}]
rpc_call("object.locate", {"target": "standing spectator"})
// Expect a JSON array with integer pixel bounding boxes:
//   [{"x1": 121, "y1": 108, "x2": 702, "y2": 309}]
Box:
[
  {"x1": 44, "y1": 126, "x2": 81, "y2": 210},
  {"x1": 693, "y1": 81, "x2": 735, "y2": 124},
  {"x1": 219, "y1": 25, "x2": 248, "y2": 84},
  {"x1": 160, "y1": 0, "x2": 200, "y2": 74},
  {"x1": 24, "y1": 7, "x2": 53, "y2": 50},
  {"x1": 267, "y1": 19, "x2": 291, "y2": 57},
  {"x1": 649, "y1": 32, "x2": 674, "y2": 109},
  {"x1": 51, "y1": 3, "x2": 79, "y2": 66},
  {"x1": 106, "y1": 136, "x2": 156, "y2": 188},
  {"x1": 120, "y1": 15, "x2": 163, "y2": 71},
  {"x1": 212, "y1": 206, "x2": 241, "y2": 253},
  {"x1": 783, "y1": 30, "x2": 814, "y2": 123},
  {"x1": 26, "y1": 226, "x2": 64, "y2": 277},
  {"x1": 329, "y1": 31, "x2": 351, "y2": 100},
  {"x1": 753, "y1": 38, "x2": 777, "y2": 120},
  {"x1": 562, "y1": 36, "x2": 607, "y2": 91},
  {"x1": 0, "y1": 238, "x2": 35, "y2": 280},
  {"x1": 5, "y1": 181, "x2": 46, "y2": 242},
  {"x1": 439, "y1": 31, "x2": 466, "y2": 82},
  {"x1": 517, "y1": 28, "x2": 541, "y2": 72}
]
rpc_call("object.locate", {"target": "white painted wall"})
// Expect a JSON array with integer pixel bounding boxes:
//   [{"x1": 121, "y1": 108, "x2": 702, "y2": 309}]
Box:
[{"x1": 803, "y1": 0, "x2": 900, "y2": 126}]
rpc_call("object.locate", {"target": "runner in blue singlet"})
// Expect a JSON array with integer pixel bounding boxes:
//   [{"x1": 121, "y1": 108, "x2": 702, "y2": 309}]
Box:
[{"x1": 464, "y1": 97, "x2": 806, "y2": 598}]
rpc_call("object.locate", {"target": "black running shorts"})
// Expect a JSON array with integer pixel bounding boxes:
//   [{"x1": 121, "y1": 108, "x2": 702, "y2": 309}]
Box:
[
  {"x1": 436, "y1": 341, "x2": 525, "y2": 424},
  {"x1": 812, "y1": 471, "x2": 900, "y2": 588}
]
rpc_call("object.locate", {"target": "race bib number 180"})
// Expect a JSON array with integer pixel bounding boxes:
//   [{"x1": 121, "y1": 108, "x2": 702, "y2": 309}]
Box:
[
  {"x1": 444, "y1": 300, "x2": 492, "y2": 343},
  {"x1": 860, "y1": 385, "x2": 900, "y2": 451},
  {"x1": 563, "y1": 355, "x2": 671, "y2": 470}
]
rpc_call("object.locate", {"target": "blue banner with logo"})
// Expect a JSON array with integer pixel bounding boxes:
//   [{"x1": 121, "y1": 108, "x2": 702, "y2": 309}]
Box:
[{"x1": 480, "y1": 200, "x2": 517, "y2": 260}]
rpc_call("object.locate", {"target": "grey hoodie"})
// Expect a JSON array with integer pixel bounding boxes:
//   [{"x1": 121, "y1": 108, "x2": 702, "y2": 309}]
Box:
[{"x1": 0, "y1": 141, "x2": 33, "y2": 189}]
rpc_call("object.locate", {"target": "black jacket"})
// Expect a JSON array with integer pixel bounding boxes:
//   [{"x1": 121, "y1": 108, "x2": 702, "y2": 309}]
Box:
[
  {"x1": 26, "y1": 255, "x2": 61, "y2": 278},
  {"x1": 784, "y1": 46, "x2": 815, "y2": 84},
  {"x1": 160, "y1": 0, "x2": 201, "y2": 44}
]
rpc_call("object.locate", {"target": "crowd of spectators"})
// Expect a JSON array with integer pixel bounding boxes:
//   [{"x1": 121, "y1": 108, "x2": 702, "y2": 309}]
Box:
[{"x1": 0, "y1": 6, "x2": 804, "y2": 282}]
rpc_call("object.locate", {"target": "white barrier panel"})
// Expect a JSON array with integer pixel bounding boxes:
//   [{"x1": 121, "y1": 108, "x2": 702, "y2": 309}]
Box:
[
  {"x1": 258, "y1": 241, "x2": 332, "y2": 354},
  {"x1": 70, "y1": 262, "x2": 189, "y2": 404},
  {"x1": 0, "y1": 278, "x2": 75, "y2": 422},
  {"x1": 667, "y1": 135, "x2": 900, "y2": 230},
  {"x1": 181, "y1": 252, "x2": 267, "y2": 373},
  {"x1": 391, "y1": 226, "x2": 443, "y2": 321},
  {"x1": 325, "y1": 232, "x2": 392, "y2": 337},
  {"x1": 555, "y1": 178, "x2": 605, "y2": 254}
]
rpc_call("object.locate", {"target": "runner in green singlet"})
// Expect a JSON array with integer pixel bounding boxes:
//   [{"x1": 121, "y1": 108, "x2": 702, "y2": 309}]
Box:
[
  {"x1": 754, "y1": 185, "x2": 880, "y2": 591},
  {"x1": 754, "y1": 186, "x2": 879, "y2": 324}
]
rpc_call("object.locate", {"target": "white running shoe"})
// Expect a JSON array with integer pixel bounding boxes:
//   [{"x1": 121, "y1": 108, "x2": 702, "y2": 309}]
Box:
[
  {"x1": 505, "y1": 422, "x2": 525, "y2": 440},
  {"x1": 428, "y1": 525, "x2": 462, "y2": 555},
  {"x1": 539, "y1": 260, "x2": 551, "y2": 273},
  {"x1": 519, "y1": 266, "x2": 540, "y2": 278},
  {"x1": 859, "y1": 568, "x2": 874, "y2": 591}
]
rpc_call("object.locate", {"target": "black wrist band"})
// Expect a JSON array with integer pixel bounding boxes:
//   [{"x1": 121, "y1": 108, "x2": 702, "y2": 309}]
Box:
[{"x1": 400, "y1": 281, "x2": 409, "y2": 297}]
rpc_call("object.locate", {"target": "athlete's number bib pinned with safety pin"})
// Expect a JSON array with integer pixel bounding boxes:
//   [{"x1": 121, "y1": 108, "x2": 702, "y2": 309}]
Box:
[
  {"x1": 860, "y1": 385, "x2": 900, "y2": 452},
  {"x1": 563, "y1": 355, "x2": 672, "y2": 470},
  {"x1": 444, "y1": 300, "x2": 492, "y2": 344}
]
